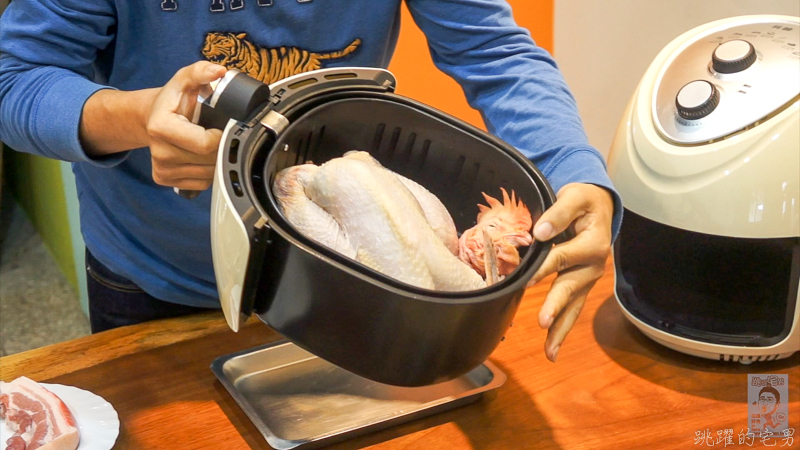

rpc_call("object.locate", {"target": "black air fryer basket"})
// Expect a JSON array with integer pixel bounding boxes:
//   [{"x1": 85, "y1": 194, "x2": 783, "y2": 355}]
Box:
[{"x1": 208, "y1": 68, "x2": 558, "y2": 386}]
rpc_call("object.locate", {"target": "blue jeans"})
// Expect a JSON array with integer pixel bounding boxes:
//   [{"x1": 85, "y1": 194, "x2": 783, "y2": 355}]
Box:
[{"x1": 85, "y1": 250, "x2": 216, "y2": 333}]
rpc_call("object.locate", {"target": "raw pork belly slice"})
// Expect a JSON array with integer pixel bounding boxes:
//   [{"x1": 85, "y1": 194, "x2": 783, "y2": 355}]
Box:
[{"x1": 0, "y1": 377, "x2": 80, "y2": 450}]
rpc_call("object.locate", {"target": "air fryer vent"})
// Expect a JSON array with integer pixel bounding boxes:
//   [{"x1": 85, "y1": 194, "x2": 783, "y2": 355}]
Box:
[
  {"x1": 293, "y1": 126, "x2": 326, "y2": 165},
  {"x1": 718, "y1": 354, "x2": 781, "y2": 363},
  {"x1": 370, "y1": 122, "x2": 434, "y2": 171},
  {"x1": 367, "y1": 122, "x2": 514, "y2": 209}
]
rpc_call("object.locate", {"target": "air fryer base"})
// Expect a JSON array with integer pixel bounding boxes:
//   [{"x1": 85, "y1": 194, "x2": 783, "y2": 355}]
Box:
[{"x1": 615, "y1": 297, "x2": 798, "y2": 364}]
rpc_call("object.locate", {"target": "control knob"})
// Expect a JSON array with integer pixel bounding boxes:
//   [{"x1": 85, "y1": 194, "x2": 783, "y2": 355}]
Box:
[
  {"x1": 712, "y1": 39, "x2": 756, "y2": 74},
  {"x1": 676, "y1": 80, "x2": 720, "y2": 120}
]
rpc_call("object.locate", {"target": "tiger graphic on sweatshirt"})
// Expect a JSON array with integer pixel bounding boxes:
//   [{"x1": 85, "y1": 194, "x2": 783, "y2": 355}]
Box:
[{"x1": 201, "y1": 32, "x2": 361, "y2": 84}]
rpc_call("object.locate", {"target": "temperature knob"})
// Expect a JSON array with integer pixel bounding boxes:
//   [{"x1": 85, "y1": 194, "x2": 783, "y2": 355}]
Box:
[
  {"x1": 712, "y1": 39, "x2": 756, "y2": 74},
  {"x1": 676, "y1": 80, "x2": 720, "y2": 120}
]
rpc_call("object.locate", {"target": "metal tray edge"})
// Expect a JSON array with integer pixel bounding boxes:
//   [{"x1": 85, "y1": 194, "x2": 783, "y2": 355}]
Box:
[{"x1": 210, "y1": 341, "x2": 507, "y2": 450}]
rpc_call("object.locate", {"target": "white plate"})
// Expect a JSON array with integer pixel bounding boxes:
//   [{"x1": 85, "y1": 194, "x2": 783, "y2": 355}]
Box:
[{"x1": 0, "y1": 383, "x2": 120, "y2": 450}]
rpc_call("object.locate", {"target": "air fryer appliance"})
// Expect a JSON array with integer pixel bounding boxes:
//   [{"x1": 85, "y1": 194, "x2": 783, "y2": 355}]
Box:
[
  {"x1": 200, "y1": 67, "x2": 558, "y2": 386},
  {"x1": 607, "y1": 15, "x2": 800, "y2": 363}
]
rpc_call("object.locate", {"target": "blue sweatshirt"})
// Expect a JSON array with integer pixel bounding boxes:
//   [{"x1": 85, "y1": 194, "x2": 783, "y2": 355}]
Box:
[{"x1": 0, "y1": 0, "x2": 622, "y2": 308}]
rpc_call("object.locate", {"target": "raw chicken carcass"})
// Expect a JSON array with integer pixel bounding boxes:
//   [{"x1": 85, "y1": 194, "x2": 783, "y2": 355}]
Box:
[
  {"x1": 340, "y1": 151, "x2": 459, "y2": 255},
  {"x1": 0, "y1": 377, "x2": 80, "y2": 450},
  {"x1": 273, "y1": 151, "x2": 534, "y2": 291},
  {"x1": 273, "y1": 152, "x2": 486, "y2": 291},
  {"x1": 273, "y1": 163, "x2": 357, "y2": 259}
]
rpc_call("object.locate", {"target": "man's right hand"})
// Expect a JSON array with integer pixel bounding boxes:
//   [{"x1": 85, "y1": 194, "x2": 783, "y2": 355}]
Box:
[
  {"x1": 80, "y1": 61, "x2": 227, "y2": 191},
  {"x1": 146, "y1": 61, "x2": 227, "y2": 191}
]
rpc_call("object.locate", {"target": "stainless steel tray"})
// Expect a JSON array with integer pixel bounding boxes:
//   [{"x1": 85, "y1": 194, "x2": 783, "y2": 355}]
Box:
[{"x1": 211, "y1": 340, "x2": 506, "y2": 449}]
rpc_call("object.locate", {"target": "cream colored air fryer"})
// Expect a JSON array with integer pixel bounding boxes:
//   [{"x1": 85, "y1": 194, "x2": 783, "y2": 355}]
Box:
[{"x1": 607, "y1": 15, "x2": 800, "y2": 364}]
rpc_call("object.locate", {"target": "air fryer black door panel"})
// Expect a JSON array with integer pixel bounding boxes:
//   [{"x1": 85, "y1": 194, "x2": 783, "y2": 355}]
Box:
[{"x1": 615, "y1": 209, "x2": 799, "y2": 347}]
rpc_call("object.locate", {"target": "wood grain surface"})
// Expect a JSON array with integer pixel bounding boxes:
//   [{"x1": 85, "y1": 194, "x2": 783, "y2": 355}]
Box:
[{"x1": 1, "y1": 258, "x2": 798, "y2": 449}]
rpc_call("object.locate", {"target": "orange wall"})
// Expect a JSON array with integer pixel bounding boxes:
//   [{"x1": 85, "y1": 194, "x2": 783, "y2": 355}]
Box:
[{"x1": 388, "y1": 0, "x2": 554, "y2": 130}]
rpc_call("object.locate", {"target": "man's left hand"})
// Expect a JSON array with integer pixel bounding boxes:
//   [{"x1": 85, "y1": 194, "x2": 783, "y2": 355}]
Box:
[{"x1": 527, "y1": 182, "x2": 614, "y2": 362}]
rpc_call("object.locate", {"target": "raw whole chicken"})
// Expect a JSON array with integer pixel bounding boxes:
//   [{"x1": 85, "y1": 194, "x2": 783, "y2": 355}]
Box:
[{"x1": 272, "y1": 151, "x2": 533, "y2": 291}]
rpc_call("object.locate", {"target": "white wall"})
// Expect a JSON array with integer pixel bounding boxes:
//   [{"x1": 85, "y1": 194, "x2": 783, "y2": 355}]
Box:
[{"x1": 555, "y1": 0, "x2": 800, "y2": 157}]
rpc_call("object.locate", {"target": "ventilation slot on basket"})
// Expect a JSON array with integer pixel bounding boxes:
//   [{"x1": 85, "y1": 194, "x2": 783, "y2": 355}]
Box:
[
  {"x1": 228, "y1": 139, "x2": 240, "y2": 164},
  {"x1": 365, "y1": 122, "x2": 501, "y2": 204},
  {"x1": 371, "y1": 123, "x2": 386, "y2": 152},
  {"x1": 416, "y1": 139, "x2": 431, "y2": 170},
  {"x1": 312, "y1": 126, "x2": 326, "y2": 161},
  {"x1": 288, "y1": 77, "x2": 318, "y2": 90},
  {"x1": 456, "y1": 161, "x2": 482, "y2": 194},
  {"x1": 293, "y1": 127, "x2": 326, "y2": 166},
  {"x1": 289, "y1": 138, "x2": 304, "y2": 167},
  {"x1": 324, "y1": 72, "x2": 358, "y2": 80},
  {"x1": 229, "y1": 170, "x2": 243, "y2": 197},
  {"x1": 371, "y1": 123, "x2": 433, "y2": 171},
  {"x1": 451, "y1": 155, "x2": 466, "y2": 181},
  {"x1": 386, "y1": 127, "x2": 402, "y2": 159},
  {"x1": 300, "y1": 131, "x2": 313, "y2": 164},
  {"x1": 404, "y1": 133, "x2": 416, "y2": 154}
]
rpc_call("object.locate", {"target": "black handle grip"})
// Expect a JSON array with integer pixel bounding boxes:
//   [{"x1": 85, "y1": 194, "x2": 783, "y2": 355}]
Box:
[
  {"x1": 211, "y1": 73, "x2": 272, "y2": 125},
  {"x1": 175, "y1": 71, "x2": 271, "y2": 199},
  {"x1": 176, "y1": 188, "x2": 201, "y2": 199}
]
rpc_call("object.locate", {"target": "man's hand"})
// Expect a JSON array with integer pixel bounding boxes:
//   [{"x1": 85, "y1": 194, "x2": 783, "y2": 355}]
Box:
[
  {"x1": 80, "y1": 61, "x2": 227, "y2": 191},
  {"x1": 146, "y1": 61, "x2": 227, "y2": 191},
  {"x1": 527, "y1": 182, "x2": 614, "y2": 362}
]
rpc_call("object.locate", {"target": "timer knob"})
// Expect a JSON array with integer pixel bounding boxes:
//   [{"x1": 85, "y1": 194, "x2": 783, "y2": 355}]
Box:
[
  {"x1": 676, "y1": 80, "x2": 720, "y2": 120},
  {"x1": 712, "y1": 39, "x2": 756, "y2": 74}
]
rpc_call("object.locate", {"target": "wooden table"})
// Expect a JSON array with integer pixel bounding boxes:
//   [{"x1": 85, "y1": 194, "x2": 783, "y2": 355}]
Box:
[{"x1": 1, "y1": 258, "x2": 798, "y2": 449}]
